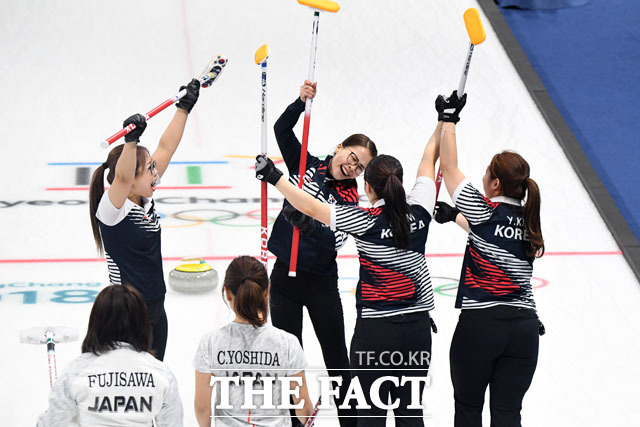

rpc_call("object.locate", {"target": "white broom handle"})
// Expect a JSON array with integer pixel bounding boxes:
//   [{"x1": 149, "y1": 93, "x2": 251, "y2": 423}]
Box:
[
  {"x1": 261, "y1": 62, "x2": 268, "y2": 156},
  {"x1": 305, "y1": 11, "x2": 320, "y2": 112},
  {"x1": 260, "y1": 60, "x2": 269, "y2": 268},
  {"x1": 457, "y1": 42, "x2": 474, "y2": 99}
]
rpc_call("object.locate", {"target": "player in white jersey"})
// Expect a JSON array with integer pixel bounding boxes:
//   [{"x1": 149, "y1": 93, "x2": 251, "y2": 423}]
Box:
[
  {"x1": 435, "y1": 90, "x2": 545, "y2": 427},
  {"x1": 88, "y1": 79, "x2": 200, "y2": 361},
  {"x1": 37, "y1": 285, "x2": 183, "y2": 426},
  {"x1": 255, "y1": 124, "x2": 442, "y2": 425},
  {"x1": 193, "y1": 256, "x2": 313, "y2": 426}
]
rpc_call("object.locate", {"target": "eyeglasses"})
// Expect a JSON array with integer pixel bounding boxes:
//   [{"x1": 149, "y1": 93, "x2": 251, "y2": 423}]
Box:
[
  {"x1": 347, "y1": 150, "x2": 366, "y2": 175},
  {"x1": 147, "y1": 159, "x2": 157, "y2": 175}
]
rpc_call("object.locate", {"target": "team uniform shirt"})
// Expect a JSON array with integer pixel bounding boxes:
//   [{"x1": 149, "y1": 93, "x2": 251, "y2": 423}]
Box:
[
  {"x1": 268, "y1": 98, "x2": 358, "y2": 277},
  {"x1": 96, "y1": 192, "x2": 165, "y2": 303},
  {"x1": 452, "y1": 179, "x2": 537, "y2": 310},
  {"x1": 193, "y1": 322, "x2": 307, "y2": 427},
  {"x1": 330, "y1": 176, "x2": 437, "y2": 319},
  {"x1": 37, "y1": 344, "x2": 183, "y2": 427}
]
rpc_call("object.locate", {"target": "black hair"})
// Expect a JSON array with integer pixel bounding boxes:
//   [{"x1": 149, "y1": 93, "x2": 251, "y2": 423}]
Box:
[
  {"x1": 364, "y1": 155, "x2": 411, "y2": 250},
  {"x1": 340, "y1": 133, "x2": 378, "y2": 158},
  {"x1": 89, "y1": 144, "x2": 150, "y2": 254},
  {"x1": 223, "y1": 256, "x2": 269, "y2": 327},
  {"x1": 488, "y1": 151, "x2": 544, "y2": 257},
  {"x1": 81, "y1": 284, "x2": 151, "y2": 355}
]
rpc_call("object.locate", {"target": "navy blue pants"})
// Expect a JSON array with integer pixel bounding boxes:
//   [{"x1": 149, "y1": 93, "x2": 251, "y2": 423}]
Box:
[
  {"x1": 450, "y1": 306, "x2": 539, "y2": 427},
  {"x1": 147, "y1": 296, "x2": 168, "y2": 361},
  {"x1": 350, "y1": 312, "x2": 432, "y2": 426},
  {"x1": 270, "y1": 260, "x2": 356, "y2": 427}
]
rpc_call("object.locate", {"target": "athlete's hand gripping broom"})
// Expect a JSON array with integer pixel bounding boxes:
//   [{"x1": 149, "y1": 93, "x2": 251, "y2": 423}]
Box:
[
  {"x1": 288, "y1": 0, "x2": 340, "y2": 277},
  {"x1": 255, "y1": 44, "x2": 270, "y2": 268},
  {"x1": 100, "y1": 54, "x2": 228, "y2": 148}
]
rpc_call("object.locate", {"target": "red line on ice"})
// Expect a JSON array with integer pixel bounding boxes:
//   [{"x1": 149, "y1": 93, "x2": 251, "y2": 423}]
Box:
[{"x1": 0, "y1": 251, "x2": 623, "y2": 264}]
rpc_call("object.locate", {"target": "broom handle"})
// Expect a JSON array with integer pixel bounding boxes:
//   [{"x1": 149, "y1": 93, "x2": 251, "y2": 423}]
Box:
[{"x1": 289, "y1": 11, "x2": 320, "y2": 277}]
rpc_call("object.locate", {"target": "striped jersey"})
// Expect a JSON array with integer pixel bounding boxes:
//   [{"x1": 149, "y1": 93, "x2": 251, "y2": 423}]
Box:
[
  {"x1": 452, "y1": 179, "x2": 537, "y2": 310},
  {"x1": 96, "y1": 193, "x2": 165, "y2": 303},
  {"x1": 268, "y1": 97, "x2": 357, "y2": 276},
  {"x1": 330, "y1": 176, "x2": 436, "y2": 318}
]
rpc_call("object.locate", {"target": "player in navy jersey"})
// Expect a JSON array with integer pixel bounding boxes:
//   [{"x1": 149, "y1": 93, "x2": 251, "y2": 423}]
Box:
[
  {"x1": 434, "y1": 90, "x2": 544, "y2": 427},
  {"x1": 268, "y1": 80, "x2": 377, "y2": 427},
  {"x1": 88, "y1": 79, "x2": 200, "y2": 361},
  {"x1": 255, "y1": 122, "x2": 442, "y2": 426}
]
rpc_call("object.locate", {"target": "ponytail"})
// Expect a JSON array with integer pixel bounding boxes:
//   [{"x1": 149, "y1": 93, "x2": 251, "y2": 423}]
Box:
[
  {"x1": 523, "y1": 178, "x2": 544, "y2": 257},
  {"x1": 223, "y1": 256, "x2": 269, "y2": 327},
  {"x1": 233, "y1": 279, "x2": 268, "y2": 327},
  {"x1": 383, "y1": 174, "x2": 411, "y2": 250},
  {"x1": 364, "y1": 155, "x2": 411, "y2": 250},
  {"x1": 488, "y1": 151, "x2": 544, "y2": 258},
  {"x1": 88, "y1": 144, "x2": 149, "y2": 255},
  {"x1": 89, "y1": 164, "x2": 108, "y2": 254}
]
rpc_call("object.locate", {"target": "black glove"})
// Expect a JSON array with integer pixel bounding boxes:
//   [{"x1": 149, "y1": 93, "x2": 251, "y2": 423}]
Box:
[
  {"x1": 282, "y1": 204, "x2": 319, "y2": 236},
  {"x1": 123, "y1": 113, "x2": 147, "y2": 143},
  {"x1": 255, "y1": 155, "x2": 283, "y2": 186},
  {"x1": 434, "y1": 201, "x2": 460, "y2": 224},
  {"x1": 435, "y1": 90, "x2": 467, "y2": 123},
  {"x1": 176, "y1": 78, "x2": 200, "y2": 113}
]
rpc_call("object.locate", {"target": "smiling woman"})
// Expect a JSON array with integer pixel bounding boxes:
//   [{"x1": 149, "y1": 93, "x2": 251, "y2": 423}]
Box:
[
  {"x1": 88, "y1": 78, "x2": 201, "y2": 362},
  {"x1": 265, "y1": 80, "x2": 378, "y2": 427}
]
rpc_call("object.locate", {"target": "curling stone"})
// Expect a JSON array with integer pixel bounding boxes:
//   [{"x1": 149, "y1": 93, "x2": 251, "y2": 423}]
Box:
[{"x1": 168, "y1": 258, "x2": 219, "y2": 293}]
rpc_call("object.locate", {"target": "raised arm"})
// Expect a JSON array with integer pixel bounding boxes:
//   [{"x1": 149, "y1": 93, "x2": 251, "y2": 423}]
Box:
[
  {"x1": 273, "y1": 81, "x2": 316, "y2": 172},
  {"x1": 107, "y1": 114, "x2": 146, "y2": 209},
  {"x1": 152, "y1": 79, "x2": 200, "y2": 177},
  {"x1": 436, "y1": 90, "x2": 467, "y2": 199},
  {"x1": 417, "y1": 122, "x2": 442, "y2": 179},
  {"x1": 255, "y1": 156, "x2": 331, "y2": 226}
]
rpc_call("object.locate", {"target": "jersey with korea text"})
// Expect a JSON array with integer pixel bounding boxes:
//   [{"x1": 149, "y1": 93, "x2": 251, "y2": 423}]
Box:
[
  {"x1": 96, "y1": 193, "x2": 165, "y2": 303},
  {"x1": 268, "y1": 97, "x2": 356, "y2": 276},
  {"x1": 452, "y1": 179, "x2": 536, "y2": 310},
  {"x1": 331, "y1": 176, "x2": 436, "y2": 318}
]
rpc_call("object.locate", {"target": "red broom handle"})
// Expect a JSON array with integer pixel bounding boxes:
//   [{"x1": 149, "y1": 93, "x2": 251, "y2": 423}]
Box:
[
  {"x1": 100, "y1": 91, "x2": 186, "y2": 148},
  {"x1": 289, "y1": 11, "x2": 320, "y2": 277}
]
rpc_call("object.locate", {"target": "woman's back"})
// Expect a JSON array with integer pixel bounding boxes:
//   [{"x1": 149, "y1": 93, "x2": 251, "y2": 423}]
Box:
[
  {"x1": 331, "y1": 176, "x2": 437, "y2": 318},
  {"x1": 38, "y1": 344, "x2": 181, "y2": 427},
  {"x1": 453, "y1": 180, "x2": 536, "y2": 310},
  {"x1": 194, "y1": 322, "x2": 306, "y2": 426}
]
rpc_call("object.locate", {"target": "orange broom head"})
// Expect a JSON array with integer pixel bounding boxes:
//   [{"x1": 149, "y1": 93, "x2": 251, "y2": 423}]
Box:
[
  {"x1": 297, "y1": 0, "x2": 340, "y2": 13},
  {"x1": 463, "y1": 8, "x2": 486, "y2": 45},
  {"x1": 255, "y1": 44, "x2": 269, "y2": 64}
]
